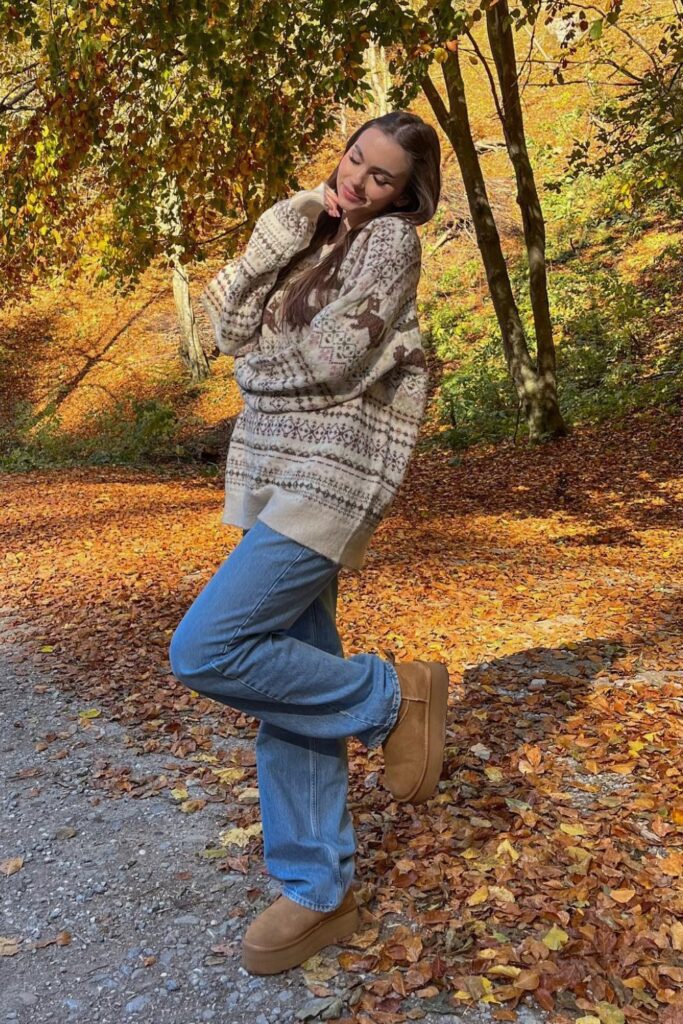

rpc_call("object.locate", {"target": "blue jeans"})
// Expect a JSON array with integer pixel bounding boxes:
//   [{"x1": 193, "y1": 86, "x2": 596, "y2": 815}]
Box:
[{"x1": 167, "y1": 519, "x2": 401, "y2": 912}]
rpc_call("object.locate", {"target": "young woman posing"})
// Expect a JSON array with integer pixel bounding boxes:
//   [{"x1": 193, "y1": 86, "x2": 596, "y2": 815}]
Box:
[{"x1": 168, "y1": 110, "x2": 449, "y2": 975}]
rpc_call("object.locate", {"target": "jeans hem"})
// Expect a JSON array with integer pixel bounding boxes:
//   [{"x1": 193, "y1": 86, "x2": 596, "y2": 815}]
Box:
[
  {"x1": 281, "y1": 886, "x2": 345, "y2": 913},
  {"x1": 363, "y1": 659, "x2": 402, "y2": 750}
]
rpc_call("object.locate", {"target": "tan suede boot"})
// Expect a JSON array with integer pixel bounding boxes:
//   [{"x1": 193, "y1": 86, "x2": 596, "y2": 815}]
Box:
[
  {"x1": 381, "y1": 660, "x2": 449, "y2": 804},
  {"x1": 241, "y1": 888, "x2": 359, "y2": 975}
]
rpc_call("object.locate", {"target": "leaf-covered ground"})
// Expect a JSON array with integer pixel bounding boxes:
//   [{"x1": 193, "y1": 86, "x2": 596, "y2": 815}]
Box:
[{"x1": 1, "y1": 405, "x2": 682, "y2": 1024}]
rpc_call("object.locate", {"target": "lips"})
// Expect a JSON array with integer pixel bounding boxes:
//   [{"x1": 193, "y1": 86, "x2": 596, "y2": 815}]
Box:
[{"x1": 341, "y1": 183, "x2": 363, "y2": 202}]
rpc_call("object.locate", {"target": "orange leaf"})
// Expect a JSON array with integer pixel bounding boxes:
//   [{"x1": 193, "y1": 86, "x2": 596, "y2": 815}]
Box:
[{"x1": 609, "y1": 888, "x2": 636, "y2": 904}]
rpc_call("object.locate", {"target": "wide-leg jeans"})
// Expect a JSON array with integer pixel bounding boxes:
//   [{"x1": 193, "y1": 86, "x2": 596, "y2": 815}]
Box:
[{"x1": 167, "y1": 519, "x2": 402, "y2": 912}]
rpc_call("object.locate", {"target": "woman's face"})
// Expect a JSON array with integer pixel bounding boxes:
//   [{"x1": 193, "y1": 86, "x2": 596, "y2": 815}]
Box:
[{"x1": 335, "y1": 126, "x2": 412, "y2": 228}]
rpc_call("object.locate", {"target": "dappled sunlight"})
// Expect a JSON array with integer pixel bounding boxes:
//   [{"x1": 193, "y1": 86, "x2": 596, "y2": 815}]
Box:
[{"x1": 2, "y1": 392, "x2": 681, "y2": 1023}]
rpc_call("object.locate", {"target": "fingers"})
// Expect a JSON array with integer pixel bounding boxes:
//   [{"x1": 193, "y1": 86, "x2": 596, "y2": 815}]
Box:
[{"x1": 324, "y1": 185, "x2": 343, "y2": 218}]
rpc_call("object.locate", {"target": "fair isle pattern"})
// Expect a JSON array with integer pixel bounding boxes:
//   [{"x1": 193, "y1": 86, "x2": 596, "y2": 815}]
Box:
[{"x1": 200, "y1": 184, "x2": 430, "y2": 571}]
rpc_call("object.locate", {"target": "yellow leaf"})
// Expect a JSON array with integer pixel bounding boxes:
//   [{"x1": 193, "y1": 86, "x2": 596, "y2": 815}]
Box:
[
  {"x1": 489, "y1": 886, "x2": 516, "y2": 903},
  {"x1": 219, "y1": 823, "x2": 263, "y2": 849},
  {"x1": 213, "y1": 767, "x2": 247, "y2": 784},
  {"x1": 670, "y1": 920, "x2": 683, "y2": 950},
  {"x1": 488, "y1": 965, "x2": 521, "y2": 978},
  {"x1": 78, "y1": 708, "x2": 101, "y2": 719},
  {"x1": 191, "y1": 754, "x2": 219, "y2": 764},
  {"x1": 596, "y1": 1002, "x2": 625, "y2": 1024},
  {"x1": 477, "y1": 947, "x2": 498, "y2": 960},
  {"x1": 576, "y1": 1018, "x2": 601, "y2": 1024},
  {"x1": 495, "y1": 839, "x2": 520, "y2": 863},
  {"x1": 542, "y1": 924, "x2": 569, "y2": 950},
  {"x1": 485, "y1": 766, "x2": 503, "y2": 783},
  {"x1": 467, "y1": 885, "x2": 489, "y2": 907},
  {"x1": 567, "y1": 846, "x2": 592, "y2": 875},
  {"x1": 170, "y1": 787, "x2": 188, "y2": 801},
  {"x1": 560, "y1": 823, "x2": 587, "y2": 837},
  {"x1": 39, "y1": 645, "x2": 54, "y2": 653},
  {"x1": 628, "y1": 739, "x2": 645, "y2": 756},
  {"x1": 671, "y1": 806, "x2": 683, "y2": 825}
]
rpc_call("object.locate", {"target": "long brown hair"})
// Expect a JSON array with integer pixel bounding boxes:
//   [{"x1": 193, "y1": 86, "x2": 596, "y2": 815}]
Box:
[{"x1": 271, "y1": 111, "x2": 441, "y2": 330}]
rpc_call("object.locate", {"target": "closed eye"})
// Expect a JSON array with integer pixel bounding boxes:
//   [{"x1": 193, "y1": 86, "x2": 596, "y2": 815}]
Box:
[{"x1": 349, "y1": 155, "x2": 390, "y2": 187}]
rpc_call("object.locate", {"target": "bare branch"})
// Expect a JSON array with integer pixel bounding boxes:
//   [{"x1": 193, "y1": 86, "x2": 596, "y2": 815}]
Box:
[{"x1": 464, "y1": 29, "x2": 507, "y2": 131}]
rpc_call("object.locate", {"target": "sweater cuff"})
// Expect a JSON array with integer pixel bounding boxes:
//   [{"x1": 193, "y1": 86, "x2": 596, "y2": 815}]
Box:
[{"x1": 288, "y1": 181, "x2": 327, "y2": 222}]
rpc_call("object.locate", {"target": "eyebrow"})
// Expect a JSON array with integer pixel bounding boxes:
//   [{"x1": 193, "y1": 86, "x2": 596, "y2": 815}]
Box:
[{"x1": 352, "y1": 143, "x2": 397, "y2": 179}]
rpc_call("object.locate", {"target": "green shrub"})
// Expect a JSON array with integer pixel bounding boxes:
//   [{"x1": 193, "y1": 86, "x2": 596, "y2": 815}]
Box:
[
  {"x1": 423, "y1": 160, "x2": 682, "y2": 450},
  {"x1": 0, "y1": 395, "x2": 190, "y2": 471}
]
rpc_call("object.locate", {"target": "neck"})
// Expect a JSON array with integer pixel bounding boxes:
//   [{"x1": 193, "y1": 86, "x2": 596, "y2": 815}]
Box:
[{"x1": 336, "y1": 210, "x2": 372, "y2": 240}]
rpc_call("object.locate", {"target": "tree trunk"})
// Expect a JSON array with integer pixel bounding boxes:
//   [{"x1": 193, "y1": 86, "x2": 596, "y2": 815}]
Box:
[
  {"x1": 420, "y1": 50, "x2": 562, "y2": 440},
  {"x1": 364, "y1": 40, "x2": 389, "y2": 115},
  {"x1": 171, "y1": 258, "x2": 210, "y2": 383},
  {"x1": 486, "y1": 1, "x2": 566, "y2": 437}
]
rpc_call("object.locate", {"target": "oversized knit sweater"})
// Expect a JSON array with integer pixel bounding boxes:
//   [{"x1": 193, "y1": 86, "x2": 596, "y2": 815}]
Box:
[{"x1": 200, "y1": 182, "x2": 429, "y2": 570}]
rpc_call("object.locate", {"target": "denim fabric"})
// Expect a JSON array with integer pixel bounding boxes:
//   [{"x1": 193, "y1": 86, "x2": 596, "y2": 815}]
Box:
[{"x1": 168, "y1": 519, "x2": 401, "y2": 911}]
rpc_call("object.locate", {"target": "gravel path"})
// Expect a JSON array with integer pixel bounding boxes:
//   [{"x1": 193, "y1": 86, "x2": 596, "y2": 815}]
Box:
[{"x1": 0, "y1": 617, "x2": 546, "y2": 1024}]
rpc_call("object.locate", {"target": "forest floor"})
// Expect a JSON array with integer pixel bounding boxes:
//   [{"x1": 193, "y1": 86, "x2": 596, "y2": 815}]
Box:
[{"x1": 1, "y1": 404, "x2": 682, "y2": 1024}]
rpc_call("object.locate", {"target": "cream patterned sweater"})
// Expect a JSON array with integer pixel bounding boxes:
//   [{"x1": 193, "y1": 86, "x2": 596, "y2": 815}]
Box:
[{"x1": 200, "y1": 182, "x2": 429, "y2": 570}]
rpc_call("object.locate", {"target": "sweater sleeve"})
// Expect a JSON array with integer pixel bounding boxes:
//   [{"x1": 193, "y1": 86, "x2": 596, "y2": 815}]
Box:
[
  {"x1": 199, "y1": 183, "x2": 327, "y2": 356},
  {"x1": 233, "y1": 216, "x2": 429, "y2": 414}
]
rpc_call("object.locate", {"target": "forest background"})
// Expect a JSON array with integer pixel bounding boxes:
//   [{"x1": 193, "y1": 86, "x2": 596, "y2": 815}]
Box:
[{"x1": 0, "y1": 3, "x2": 682, "y2": 1024}]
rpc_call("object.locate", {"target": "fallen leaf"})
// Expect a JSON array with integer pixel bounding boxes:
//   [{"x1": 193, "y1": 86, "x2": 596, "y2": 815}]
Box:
[
  {"x1": 496, "y1": 839, "x2": 519, "y2": 863},
  {"x1": 0, "y1": 857, "x2": 23, "y2": 876},
  {"x1": 219, "y1": 823, "x2": 263, "y2": 849},
  {"x1": 489, "y1": 886, "x2": 516, "y2": 903},
  {"x1": 609, "y1": 888, "x2": 636, "y2": 904},
  {"x1": 560, "y1": 823, "x2": 587, "y2": 837},
  {"x1": 467, "y1": 885, "x2": 489, "y2": 907},
  {"x1": 179, "y1": 798, "x2": 206, "y2": 813},
  {"x1": 596, "y1": 1004, "x2": 626, "y2": 1024},
  {"x1": 237, "y1": 787, "x2": 260, "y2": 804},
  {"x1": 488, "y1": 965, "x2": 521, "y2": 978},
  {"x1": 515, "y1": 969, "x2": 540, "y2": 991},
  {"x1": 542, "y1": 924, "x2": 569, "y2": 950}
]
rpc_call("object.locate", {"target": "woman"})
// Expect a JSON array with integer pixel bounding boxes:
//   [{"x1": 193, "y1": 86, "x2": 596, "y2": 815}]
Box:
[{"x1": 168, "y1": 111, "x2": 449, "y2": 975}]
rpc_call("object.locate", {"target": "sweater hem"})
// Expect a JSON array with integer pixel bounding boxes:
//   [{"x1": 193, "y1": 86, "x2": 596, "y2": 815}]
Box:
[{"x1": 220, "y1": 487, "x2": 376, "y2": 572}]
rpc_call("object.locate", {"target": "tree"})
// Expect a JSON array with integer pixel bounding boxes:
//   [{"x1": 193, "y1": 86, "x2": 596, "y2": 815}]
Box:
[
  {"x1": 2, "y1": 0, "x2": 568, "y2": 435},
  {"x1": 0, "y1": 3, "x2": 376, "y2": 335},
  {"x1": 380, "y1": 0, "x2": 566, "y2": 439},
  {"x1": 537, "y1": 1, "x2": 683, "y2": 204}
]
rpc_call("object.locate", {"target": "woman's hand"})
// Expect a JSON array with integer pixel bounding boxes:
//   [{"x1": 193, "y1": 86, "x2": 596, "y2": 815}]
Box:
[{"x1": 323, "y1": 185, "x2": 343, "y2": 219}]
